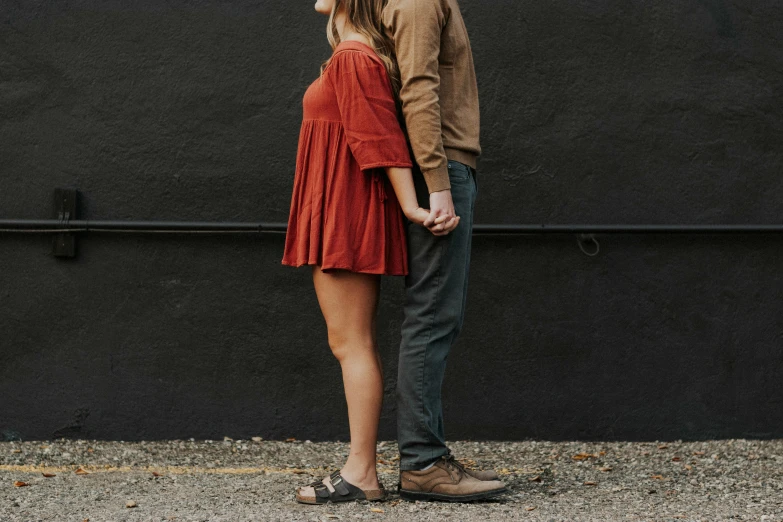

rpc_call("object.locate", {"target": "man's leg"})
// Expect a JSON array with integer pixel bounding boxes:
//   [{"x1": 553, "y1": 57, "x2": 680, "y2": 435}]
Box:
[{"x1": 397, "y1": 161, "x2": 477, "y2": 471}]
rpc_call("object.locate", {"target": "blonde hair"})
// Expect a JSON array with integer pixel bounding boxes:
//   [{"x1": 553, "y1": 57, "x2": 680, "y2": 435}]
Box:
[{"x1": 320, "y1": 0, "x2": 402, "y2": 106}]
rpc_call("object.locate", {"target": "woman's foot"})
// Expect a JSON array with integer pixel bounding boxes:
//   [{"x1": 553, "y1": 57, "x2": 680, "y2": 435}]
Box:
[
  {"x1": 295, "y1": 469, "x2": 386, "y2": 504},
  {"x1": 338, "y1": 464, "x2": 380, "y2": 491},
  {"x1": 296, "y1": 464, "x2": 379, "y2": 501}
]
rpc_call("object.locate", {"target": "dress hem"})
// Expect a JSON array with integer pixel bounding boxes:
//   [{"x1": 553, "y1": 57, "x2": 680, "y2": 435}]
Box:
[{"x1": 281, "y1": 259, "x2": 407, "y2": 277}]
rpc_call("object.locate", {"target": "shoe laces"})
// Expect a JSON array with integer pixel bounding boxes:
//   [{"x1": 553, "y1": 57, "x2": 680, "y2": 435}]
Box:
[{"x1": 440, "y1": 454, "x2": 465, "y2": 474}]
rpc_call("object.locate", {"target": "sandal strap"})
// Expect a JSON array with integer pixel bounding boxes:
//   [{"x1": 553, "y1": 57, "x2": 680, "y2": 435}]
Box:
[
  {"x1": 313, "y1": 482, "x2": 331, "y2": 499},
  {"x1": 329, "y1": 470, "x2": 352, "y2": 496}
]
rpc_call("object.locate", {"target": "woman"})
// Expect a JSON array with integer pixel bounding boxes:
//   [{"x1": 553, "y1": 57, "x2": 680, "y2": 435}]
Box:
[{"x1": 281, "y1": 0, "x2": 458, "y2": 505}]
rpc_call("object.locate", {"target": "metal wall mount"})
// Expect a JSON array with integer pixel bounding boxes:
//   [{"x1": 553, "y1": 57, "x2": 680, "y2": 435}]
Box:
[{"x1": 52, "y1": 188, "x2": 78, "y2": 258}]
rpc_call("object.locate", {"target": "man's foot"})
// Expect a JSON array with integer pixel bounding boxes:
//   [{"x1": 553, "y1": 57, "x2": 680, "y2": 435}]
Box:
[
  {"x1": 453, "y1": 459, "x2": 501, "y2": 481},
  {"x1": 398, "y1": 455, "x2": 507, "y2": 502}
]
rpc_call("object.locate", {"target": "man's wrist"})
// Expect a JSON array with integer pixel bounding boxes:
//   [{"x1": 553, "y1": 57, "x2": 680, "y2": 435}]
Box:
[{"x1": 422, "y1": 165, "x2": 451, "y2": 193}]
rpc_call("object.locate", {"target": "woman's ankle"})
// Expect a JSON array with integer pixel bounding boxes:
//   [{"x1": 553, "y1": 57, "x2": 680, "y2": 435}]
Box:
[{"x1": 340, "y1": 461, "x2": 379, "y2": 488}]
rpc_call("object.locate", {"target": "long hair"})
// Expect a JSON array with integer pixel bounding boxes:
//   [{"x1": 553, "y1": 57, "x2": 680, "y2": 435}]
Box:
[{"x1": 320, "y1": 0, "x2": 402, "y2": 107}]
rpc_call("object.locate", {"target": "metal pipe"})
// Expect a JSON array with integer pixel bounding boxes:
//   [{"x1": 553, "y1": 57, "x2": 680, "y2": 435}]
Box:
[
  {"x1": 0, "y1": 219, "x2": 287, "y2": 233},
  {"x1": 2, "y1": 219, "x2": 783, "y2": 235}
]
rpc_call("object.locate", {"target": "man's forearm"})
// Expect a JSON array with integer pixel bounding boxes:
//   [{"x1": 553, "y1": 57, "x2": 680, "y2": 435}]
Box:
[{"x1": 384, "y1": 0, "x2": 451, "y2": 193}]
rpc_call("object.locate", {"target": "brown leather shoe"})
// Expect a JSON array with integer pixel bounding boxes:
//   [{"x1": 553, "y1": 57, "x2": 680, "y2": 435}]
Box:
[
  {"x1": 465, "y1": 468, "x2": 501, "y2": 481},
  {"x1": 399, "y1": 455, "x2": 507, "y2": 502},
  {"x1": 443, "y1": 455, "x2": 501, "y2": 481}
]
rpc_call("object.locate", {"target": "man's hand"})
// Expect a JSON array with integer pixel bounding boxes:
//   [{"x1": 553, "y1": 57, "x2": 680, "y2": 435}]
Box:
[{"x1": 424, "y1": 189, "x2": 460, "y2": 236}]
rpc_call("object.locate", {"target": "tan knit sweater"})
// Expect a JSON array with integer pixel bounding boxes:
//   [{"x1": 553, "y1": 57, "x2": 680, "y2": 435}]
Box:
[{"x1": 382, "y1": 0, "x2": 481, "y2": 193}]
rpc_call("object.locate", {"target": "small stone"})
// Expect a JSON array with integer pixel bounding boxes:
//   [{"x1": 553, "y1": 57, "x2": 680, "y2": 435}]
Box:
[{"x1": 125, "y1": 500, "x2": 137, "y2": 508}]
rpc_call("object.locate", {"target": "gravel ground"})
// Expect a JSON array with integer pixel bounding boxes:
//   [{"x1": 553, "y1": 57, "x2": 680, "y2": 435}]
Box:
[{"x1": 1, "y1": 438, "x2": 782, "y2": 521}]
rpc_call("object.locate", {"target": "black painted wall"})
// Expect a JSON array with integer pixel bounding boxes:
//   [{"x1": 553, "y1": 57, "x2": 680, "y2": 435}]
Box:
[{"x1": 1, "y1": 1, "x2": 782, "y2": 442}]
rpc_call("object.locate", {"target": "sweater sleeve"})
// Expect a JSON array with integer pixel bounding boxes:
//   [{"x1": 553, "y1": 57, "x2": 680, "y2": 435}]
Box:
[
  {"x1": 382, "y1": 0, "x2": 451, "y2": 193},
  {"x1": 327, "y1": 50, "x2": 413, "y2": 172}
]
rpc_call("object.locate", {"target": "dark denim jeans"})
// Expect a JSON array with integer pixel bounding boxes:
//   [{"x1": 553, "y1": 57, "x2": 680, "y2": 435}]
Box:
[{"x1": 397, "y1": 160, "x2": 478, "y2": 470}]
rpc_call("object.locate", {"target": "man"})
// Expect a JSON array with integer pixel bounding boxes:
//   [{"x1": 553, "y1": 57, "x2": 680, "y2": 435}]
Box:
[{"x1": 383, "y1": 0, "x2": 508, "y2": 502}]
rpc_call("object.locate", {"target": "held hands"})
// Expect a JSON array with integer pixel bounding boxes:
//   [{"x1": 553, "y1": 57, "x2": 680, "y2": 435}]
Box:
[
  {"x1": 424, "y1": 189, "x2": 460, "y2": 236},
  {"x1": 384, "y1": 166, "x2": 460, "y2": 236},
  {"x1": 403, "y1": 189, "x2": 460, "y2": 236}
]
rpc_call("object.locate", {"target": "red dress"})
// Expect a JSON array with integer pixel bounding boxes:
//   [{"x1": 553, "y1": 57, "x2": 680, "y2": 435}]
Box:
[{"x1": 281, "y1": 40, "x2": 413, "y2": 275}]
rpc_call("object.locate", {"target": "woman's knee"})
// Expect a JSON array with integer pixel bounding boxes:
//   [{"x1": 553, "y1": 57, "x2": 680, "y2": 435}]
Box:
[{"x1": 327, "y1": 330, "x2": 376, "y2": 362}]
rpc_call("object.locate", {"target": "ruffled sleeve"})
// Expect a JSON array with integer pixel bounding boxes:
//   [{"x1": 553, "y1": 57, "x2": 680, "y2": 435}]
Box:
[{"x1": 326, "y1": 49, "x2": 413, "y2": 171}]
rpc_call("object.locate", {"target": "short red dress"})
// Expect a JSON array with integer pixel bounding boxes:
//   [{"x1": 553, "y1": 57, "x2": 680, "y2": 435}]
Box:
[{"x1": 281, "y1": 41, "x2": 413, "y2": 276}]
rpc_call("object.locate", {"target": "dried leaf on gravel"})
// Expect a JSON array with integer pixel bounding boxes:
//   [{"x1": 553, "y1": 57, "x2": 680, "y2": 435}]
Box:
[
  {"x1": 651, "y1": 474, "x2": 665, "y2": 480},
  {"x1": 658, "y1": 444, "x2": 669, "y2": 449},
  {"x1": 572, "y1": 452, "x2": 599, "y2": 460},
  {"x1": 598, "y1": 466, "x2": 613, "y2": 472},
  {"x1": 75, "y1": 467, "x2": 90, "y2": 475},
  {"x1": 14, "y1": 480, "x2": 30, "y2": 487},
  {"x1": 528, "y1": 475, "x2": 542, "y2": 482},
  {"x1": 584, "y1": 481, "x2": 598, "y2": 486},
  {"x1": 525, "y1": 506, "x2": 536, "y2": 511},
  {"x1": 672, "y1": 456, "x2": 681, "y2": 461},
  {"x1": 693, "y1": 451, "x2": 706, "y2": 456},
  {"x1": 285, "y1": 438, "x2": 297, "y2": 443},
  {"x1": 152, "y1": 471, "x2": 162, "y2": 477},
  {"x1": 42, "y1": 472, "x2": 56, "y2": 477},
  {"x1": 370, "y1": 508, "x2": 384, "y2": 513}
]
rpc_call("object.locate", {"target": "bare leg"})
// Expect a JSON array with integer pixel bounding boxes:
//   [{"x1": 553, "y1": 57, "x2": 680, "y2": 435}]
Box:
[{"x1": 301, "y1": 265, "x2": 383, "y2": 493}]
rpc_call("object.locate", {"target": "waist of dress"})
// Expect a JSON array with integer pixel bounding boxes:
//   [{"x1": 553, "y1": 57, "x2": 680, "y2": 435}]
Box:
[
  {"x1": 301, "y1": 118, "x2": 342, "y2": 124},
  {"x1": 297, "y1": 119, "x2": 389, "y2": 202}
]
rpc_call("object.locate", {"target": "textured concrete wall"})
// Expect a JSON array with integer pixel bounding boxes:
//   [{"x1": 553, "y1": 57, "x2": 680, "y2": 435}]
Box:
[{"x1": 1, "y1": 1, "x2": 782, "y2": 442}]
